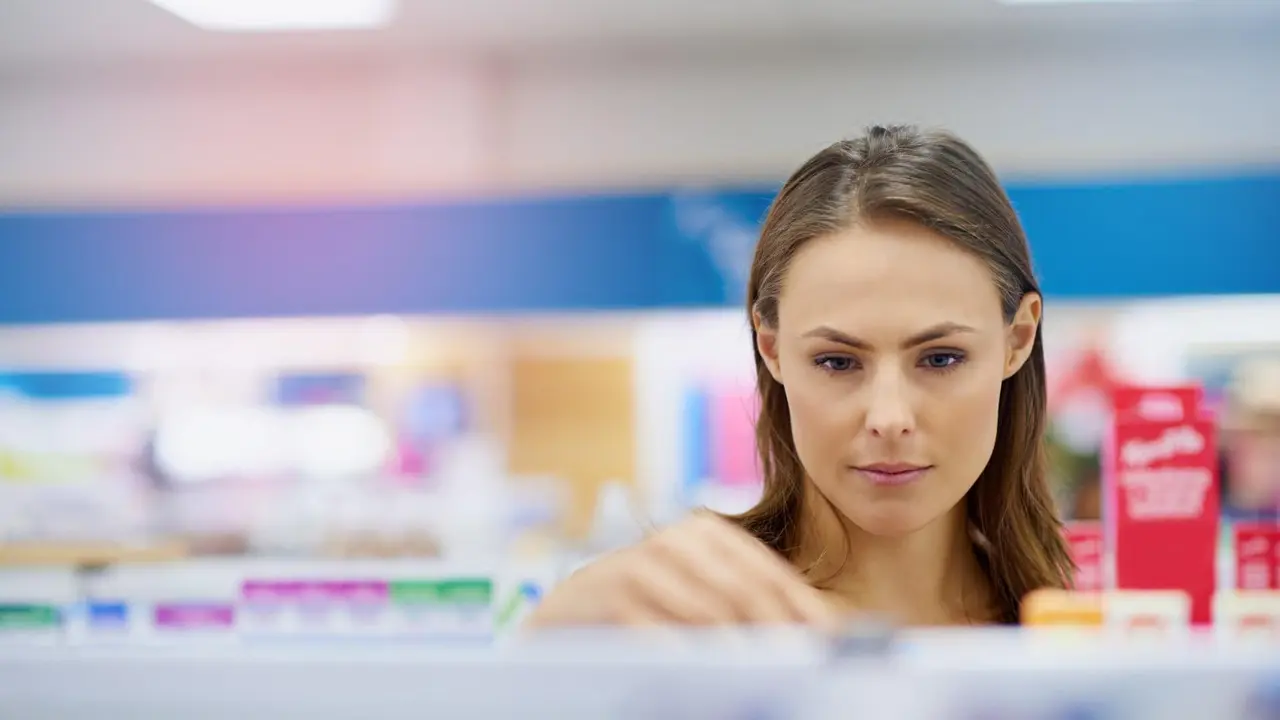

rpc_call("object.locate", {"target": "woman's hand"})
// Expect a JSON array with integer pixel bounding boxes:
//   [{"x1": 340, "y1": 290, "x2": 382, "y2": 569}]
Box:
[{"x1": 527, "y1": 513, "x2": 835, "y2": 628}]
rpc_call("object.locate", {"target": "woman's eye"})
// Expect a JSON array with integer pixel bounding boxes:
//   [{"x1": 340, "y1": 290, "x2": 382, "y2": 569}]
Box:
[
  {"x1": 921, "y1": 352, "x2": 965, "y2": 370},
  {"x1": 815, "y1": 356, "x2": 856, "y2": 373}
]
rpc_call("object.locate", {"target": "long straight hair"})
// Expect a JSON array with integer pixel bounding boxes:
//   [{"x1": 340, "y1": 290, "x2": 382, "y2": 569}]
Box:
[{"x1": 729, "y1": 125, "x2": 1073, "y2": 623}]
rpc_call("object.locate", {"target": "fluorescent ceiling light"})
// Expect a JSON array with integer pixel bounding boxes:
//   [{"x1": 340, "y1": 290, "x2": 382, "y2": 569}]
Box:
[{"x1": 150, "y1": 0, "x2": 398, "y2": 32}]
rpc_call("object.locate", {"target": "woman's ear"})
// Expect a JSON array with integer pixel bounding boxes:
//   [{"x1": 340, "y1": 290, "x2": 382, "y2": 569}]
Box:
[
  {"x1": 753, "y1": 309, "x2": 784, "y2": 384},
  {"x1": 1004, "y1": 293, "x2": 1041, "y2": 379}
]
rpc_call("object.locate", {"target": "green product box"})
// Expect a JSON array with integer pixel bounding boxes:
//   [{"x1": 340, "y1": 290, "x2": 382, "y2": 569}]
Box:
[
  {"x1": 0, "y1": 604, "x2": 62, "y2": 629},
  {"x1": 389, "y1": 579, "x2": 492, "y2": 607}
]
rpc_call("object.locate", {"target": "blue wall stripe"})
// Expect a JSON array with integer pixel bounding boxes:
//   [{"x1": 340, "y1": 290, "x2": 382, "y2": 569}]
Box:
[{"x1": 0, "y1": 171, "x2": 1276, "y2": 324}]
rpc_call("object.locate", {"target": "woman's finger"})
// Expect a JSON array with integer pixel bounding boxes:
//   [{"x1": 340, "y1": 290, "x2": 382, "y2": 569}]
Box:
[
  {"x1": 689, "y1": 515, "x2": 837, "y2": 626},
  {"x1": 623, "y1": 549, "x2": 741, "y2": 625},
  {"x1": 647, "y1": 523, "x2": 797, "y2": 625}
]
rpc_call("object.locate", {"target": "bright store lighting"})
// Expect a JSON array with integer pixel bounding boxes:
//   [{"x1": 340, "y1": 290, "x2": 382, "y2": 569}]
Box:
[
  {"x1": 289, "y1": 406, "x2": 392, "y2": 481},
  {"x1": 154, "y1": 408, "x2": 288, "y2": 484},
  {"x1": 149, "y1": 0, "x2": 398, "y2": 32},
  {"x1": 153, "y1": 405, "x2": 391, "y2": 483}
]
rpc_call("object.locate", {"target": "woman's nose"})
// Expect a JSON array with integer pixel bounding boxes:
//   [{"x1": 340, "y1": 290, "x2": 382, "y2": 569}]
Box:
[{"x1": 863, "y1": 368, "x2": 915, "y2": 437}]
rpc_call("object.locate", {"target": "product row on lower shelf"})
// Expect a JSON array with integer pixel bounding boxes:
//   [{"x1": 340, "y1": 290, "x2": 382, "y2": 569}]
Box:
[
  {"x1": 0, "y1": 559, "x2": 562, "y2": 643},
  {"x1": 7, "y1": 558, "x2": 1280, "y2": 646},
  {"x1": 1, "y1": 628, "x2": 1278, "y2": 719}
]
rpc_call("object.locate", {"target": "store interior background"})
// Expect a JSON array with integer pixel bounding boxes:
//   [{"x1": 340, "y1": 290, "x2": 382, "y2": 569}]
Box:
[{"x1": 0, "y1": 0, "x2": 1278, "y2": 595}]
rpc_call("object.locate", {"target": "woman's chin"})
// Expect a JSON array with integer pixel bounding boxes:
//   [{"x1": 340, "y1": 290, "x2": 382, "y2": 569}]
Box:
[{"x1": 847, "y1": 506, "x2": 939, "y2": 538}]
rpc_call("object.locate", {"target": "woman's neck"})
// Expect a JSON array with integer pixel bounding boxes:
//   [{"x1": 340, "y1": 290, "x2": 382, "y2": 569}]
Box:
[{"x1": 791, "y1": 484, "x2": 994, "y2": 626}]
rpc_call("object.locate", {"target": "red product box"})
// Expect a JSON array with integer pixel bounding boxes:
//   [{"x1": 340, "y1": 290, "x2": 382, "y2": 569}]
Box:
[
  {"x1": 1064, "y1": 521, "x2": 1105, "y2": 592},
  {"x1": 1234, "y1": 525, "x2": 1279, "y2": 591},
  {"x1": 1105, "y1": 385, "x2": 1219, "y2": 626},
  {"x1": 1111, "y1": 385, "x2": 1203, "y2": 423}
]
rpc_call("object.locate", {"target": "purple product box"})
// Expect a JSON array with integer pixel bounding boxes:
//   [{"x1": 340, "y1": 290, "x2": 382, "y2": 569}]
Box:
[
  {"x1": 241, "y1": 580, "x2": 306, "y2": 622},
  {"x1": 153, "y1": 603, "x2": 235, "y2": 631},
  {"x1": 241, "y1": 580, "x2": 389, "y2": 624}
]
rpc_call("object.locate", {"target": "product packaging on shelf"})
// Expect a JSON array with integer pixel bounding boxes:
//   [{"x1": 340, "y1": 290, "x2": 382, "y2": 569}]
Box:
[
  {"x1": 1105, "y1": 384, "x2": 1219, "y2": 626},
  {"x1": 0, "y1": 372, "x2": 151, "y2": 547},
  {"x1": 240, "y1": 578, "x2": 395, "y2": 639},
  {"x1": 235, "y1": 561, "x2": 555, "y2": 642},
  {"x1": 77, "y1": 564, "x2": 240, "y2": 645},
  {"x1": 390, "y1": 577, "x2": 494, "y2": 640},
  {"x1": 1234, "y1": 524, "x2": 1279, "y2": 591},
  {"x1": 1220, "y1": 523, "x2": 1280, "y2": 642},
  {"x1": 1021, "y1": 589, "x2": 1103, "y2": 628},
  {"x1": 1021, "y1": 588, "x2": 1192, "y2": 638},
  {"x1": 236, "y1": 564, "x2": 491, "y2": 641},
  {"x1": 0, "y1": 569, "x2": 74, "y2": 645},
  {"x1": 4, "y1": 557, "x2": 555, "y2": 647},
  {"x1": 1213, "y1": 590, "x2": 1280, "y2": 642},
  {"x1": 1064, "y1": 521, "x2": 1104, "y2": 592},
  {"x1": 1105, "y1": 590, "x2": 1191, "y2": 638}
]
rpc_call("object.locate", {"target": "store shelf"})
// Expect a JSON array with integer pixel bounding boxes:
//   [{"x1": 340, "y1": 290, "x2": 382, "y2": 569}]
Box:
[
  {"x1": 0, "y1": 542, "x2": 188, "y2": 568},
  {"x1": 0, "y1": 629, "x2": 1276, "y2": 719}
]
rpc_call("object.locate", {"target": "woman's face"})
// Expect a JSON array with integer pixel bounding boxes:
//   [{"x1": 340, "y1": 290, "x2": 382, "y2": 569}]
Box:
[{"x1": 756, "y1": 218, "x2": 1040, "y2": 538}]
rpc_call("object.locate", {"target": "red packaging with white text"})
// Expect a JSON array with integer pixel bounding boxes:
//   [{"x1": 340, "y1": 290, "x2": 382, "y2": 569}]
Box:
[
  {"x1": 1234, "y1": 525, "x2": 1278, "y2": 590},
  {"x1": 1105, "y1": 385, "x2": 1218, "y2": 626},
  {"x1": 1111, "y1": 385, "x2": 1203, "y2": 424},
  {"x1": 1064, "y1": 521, "x2": 1105, "y2": 592}
]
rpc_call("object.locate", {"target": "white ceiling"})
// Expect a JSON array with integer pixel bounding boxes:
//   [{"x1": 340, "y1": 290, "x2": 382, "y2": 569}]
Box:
[{"x1": 0, "y1": 0, "x2": 1277, "y2": 69}]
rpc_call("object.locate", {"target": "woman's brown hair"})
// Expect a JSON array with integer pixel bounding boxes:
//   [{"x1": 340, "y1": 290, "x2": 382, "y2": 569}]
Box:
[{"x1": 730, "y1": 125, "x2": 1073, "y2": 624}]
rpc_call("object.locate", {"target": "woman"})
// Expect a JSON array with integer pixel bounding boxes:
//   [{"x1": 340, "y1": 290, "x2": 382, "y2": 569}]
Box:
[{"x1": 530, "y1": 125, "x2": 1073, "y2": 628}]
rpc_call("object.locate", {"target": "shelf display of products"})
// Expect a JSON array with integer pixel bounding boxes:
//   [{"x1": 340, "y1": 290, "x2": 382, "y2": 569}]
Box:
[
  {"x1": 0, "y1": 301, "x2": 1274, "y2": 554},
  {"x1": 0, "y1": 372, "x2": 151, "y2": 546},
  {"x1": 0, "y1": 317, "x2": 595, "y2": 561},
  {"x1": 238, "y1": 577, "x2": 494, "y2": 640},
  {"x1": 0, "y1": 560, "x2": 559, "y2": 646}
]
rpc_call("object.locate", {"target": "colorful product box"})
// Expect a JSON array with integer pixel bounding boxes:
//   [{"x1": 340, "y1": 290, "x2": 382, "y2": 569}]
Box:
[
  {"x1": 86, "y1": 601, "x2": 130, "y2": 629},
  {"x1": 241, "y1": 579, "x2": 391, "y2": 637},
  {"x1": 153, "y1": 602, "x2": 236, "y2": 632},
  {"x1": 0, "y1": 603, "x2": 64, "y2": 646},
  {"x1": 1104, "y1": 590, "x2": 1191, "y2": 639},
  {"x1": 1105, "y1": 384, "x2": 1218, "y2": 626},
  {"x1": 1021, "y1": 588, "x2": 1191, "y2": 637},
  {"x1": 240, "y1": 577, "x2": 495, "y2": 640},
  {"x1": 66, "y1": 600, "x2": 132, "y2": 642},
  {"x1": 1234, "y1": 525, "x2": 1280, "y2": 591},
  {"x1": 0, "y1": 569, "x2": 76, "y2": 643},
  {"x1": 1214, "y1": 591, "x2": 1280, "y2": 642},
  {"x1": 0, "y1": 603, "x2": 62, "y2": 631},
  {"x1": 1021, "y1": 589, "x2": 1103, "y2": 627},
  {"x1": 390, "y1": 578, "x2": 493, "y2": 639},
  {"x1": 1064, "y1": 521, "x2": 1105, "y2": 592}
]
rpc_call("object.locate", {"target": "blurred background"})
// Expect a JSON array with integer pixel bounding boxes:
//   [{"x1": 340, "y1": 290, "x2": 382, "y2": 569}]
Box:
[{"x1": 0, "y1": 0, "x2": 1277, "y2": 613}]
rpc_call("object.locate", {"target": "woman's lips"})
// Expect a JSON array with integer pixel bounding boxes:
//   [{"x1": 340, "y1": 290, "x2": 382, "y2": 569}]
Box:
[{"x1": 853, "y1": 464, "x2": 932, "y2": 486}]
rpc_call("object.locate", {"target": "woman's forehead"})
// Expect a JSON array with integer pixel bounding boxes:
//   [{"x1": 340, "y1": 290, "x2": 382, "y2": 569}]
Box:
[{"x1": 777, "y1": 222, "x2": 1005, "y2": 334}]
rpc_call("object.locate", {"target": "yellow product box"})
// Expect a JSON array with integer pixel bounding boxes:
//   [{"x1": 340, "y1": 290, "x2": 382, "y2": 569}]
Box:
[
  {"x1": 1021, "y1": 589, "x2": 1104, "y2": 627},
  {"x1": 1022, "y1": 589, "x2": 1191, "y2": 637}
]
